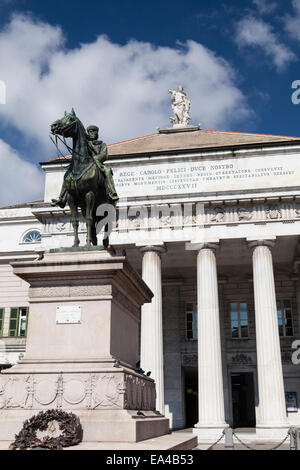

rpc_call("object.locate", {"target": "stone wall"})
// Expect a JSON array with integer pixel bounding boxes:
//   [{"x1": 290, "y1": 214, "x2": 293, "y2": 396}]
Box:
[
  {"x1": 0, "y1": 263, "x2": 28, "y2": 365},
  {"x1": 162, "y1": 283, "x2": 184, "y2": 429}
]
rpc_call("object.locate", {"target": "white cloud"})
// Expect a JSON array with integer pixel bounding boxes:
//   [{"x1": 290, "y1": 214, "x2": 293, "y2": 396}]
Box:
[
  {"x1": 0, "y1": 139, "x2": 43, "y2": 206},
  {"x1": 284, "y1": 0, "x2": 300, "y2": 41},
  {"x1": 252, "y1": 0, "x2": 278, "y2": 14},
  {"x1": 235, "y1": 16, "x2": 296, "y2": 71},
  {"x1": 0, "y1": 14, "x2": 254, "y2": 205},
  {"x1": 0, "y1": 14, "x2": 251, "y2": 155}
]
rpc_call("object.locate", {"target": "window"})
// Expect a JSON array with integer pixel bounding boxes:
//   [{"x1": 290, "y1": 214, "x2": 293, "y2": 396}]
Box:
[
  {"x1": 8, "y1": 307, "x2": 29, "y2": 337},
  {"x1": 186, "y1": 303, "x2": 197, "y2": 340},
  {"x1": 23, "y1": 231, "x2": 41, "y2": 244},
  {"x1": 230, "y1": 302, "x2": 249, "y2": 338},
  {"x1": 0, "y1": 309, "x2": 4, "y2": 337},
  {"x1": 277, "y1": 300, "x2": 294, "y2": 337}
]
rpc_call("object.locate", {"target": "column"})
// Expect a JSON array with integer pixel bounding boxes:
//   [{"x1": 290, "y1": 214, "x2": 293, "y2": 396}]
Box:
[
  {"x1": 194, "y1": 244, "x2": 227, "y2": 442},
  {"x1": 294, "y1": 270, "x2": 300, "y2": 339},
  {"x1": 140, "y1": 246, "x2": 165, "y2": 414},
  {"x1": 248, "y1": 239, "x2": 288, "y2": 437},
  {"x1": 296, "y1": 277, "x2": 300, "y2": 339},
  {"x1": 293, "y1": 246, "x2": 300, "y2": 342}
]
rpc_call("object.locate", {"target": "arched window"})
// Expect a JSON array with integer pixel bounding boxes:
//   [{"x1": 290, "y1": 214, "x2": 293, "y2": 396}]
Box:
[{"x1": 23, "y1": 231, "x2": 42, "y2": 244}]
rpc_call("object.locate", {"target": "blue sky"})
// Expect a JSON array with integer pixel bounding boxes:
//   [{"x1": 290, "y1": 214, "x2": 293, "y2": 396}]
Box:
[{"x1": 0, "y1": 0, "x2": 300, "y2": 204}]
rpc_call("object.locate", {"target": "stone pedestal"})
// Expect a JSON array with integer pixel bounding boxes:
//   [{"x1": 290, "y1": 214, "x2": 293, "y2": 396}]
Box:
[{"x1": 0, "y1": 249, "x2": 169, "y2": 442}]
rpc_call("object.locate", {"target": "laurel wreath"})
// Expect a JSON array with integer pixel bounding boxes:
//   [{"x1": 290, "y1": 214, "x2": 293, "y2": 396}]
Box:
[{"x1": 9, "y1": 409, "x2": 83, "y2": 450}]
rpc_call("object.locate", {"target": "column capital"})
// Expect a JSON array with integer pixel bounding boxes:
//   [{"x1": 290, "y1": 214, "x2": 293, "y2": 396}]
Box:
[
  {"x1": 247, "y1": 238, "x2": 276, "y2": 251},
  {"x1": 139, "y1": 245, "x2": 167, "y2": 255},
  {"x1": 186, "y1": 241, "x2": 219, "y2": 253}
]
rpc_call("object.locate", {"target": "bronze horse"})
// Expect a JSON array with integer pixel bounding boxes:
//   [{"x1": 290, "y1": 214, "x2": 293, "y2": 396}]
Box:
[{"x1": 50, "y1": 109, "x2": 110, "y2": 248}]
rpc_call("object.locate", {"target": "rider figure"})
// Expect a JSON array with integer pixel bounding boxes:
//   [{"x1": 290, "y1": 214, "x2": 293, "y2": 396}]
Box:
[{"x1": 51, "y1": 125, "x2": 119, "y2": 208}]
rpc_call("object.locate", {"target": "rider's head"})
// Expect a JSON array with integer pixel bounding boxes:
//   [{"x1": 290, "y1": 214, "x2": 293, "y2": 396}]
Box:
[{"x1": 87, "y1": 125, "x2": 99, "y2": 141}]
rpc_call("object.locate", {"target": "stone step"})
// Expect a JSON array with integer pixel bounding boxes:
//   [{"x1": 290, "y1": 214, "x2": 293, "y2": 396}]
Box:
[{"x1": 0, "y1": 432, "x2": 197, "y2": 451}]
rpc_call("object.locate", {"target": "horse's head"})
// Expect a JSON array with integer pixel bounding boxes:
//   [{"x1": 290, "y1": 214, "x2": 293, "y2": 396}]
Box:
[{"x1": 51, "y1": 108, "x2": 78, "y2": 137}]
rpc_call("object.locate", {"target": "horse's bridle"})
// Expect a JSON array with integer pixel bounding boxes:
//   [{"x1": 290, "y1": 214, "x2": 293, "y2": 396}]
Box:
[
  {"x1": 49, "y1": 117, "x2": 76, "y2": 160},
  {"x1": 49, "y1": 133, "x2": 73, "y2": 162},
  {"x1": 49, "y1": 118, "x2": 88, "y2": 161}
]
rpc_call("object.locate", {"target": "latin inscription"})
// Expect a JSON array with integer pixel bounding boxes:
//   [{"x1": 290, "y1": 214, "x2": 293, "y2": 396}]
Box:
[{"x1": 112, "y1": 154, "x2": 299, "y2": 197}]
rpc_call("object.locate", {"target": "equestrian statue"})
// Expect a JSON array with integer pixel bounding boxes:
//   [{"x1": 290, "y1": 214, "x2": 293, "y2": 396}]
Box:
[{"x1": 50, "y1": 109, "x2": 119, "y2": 247}]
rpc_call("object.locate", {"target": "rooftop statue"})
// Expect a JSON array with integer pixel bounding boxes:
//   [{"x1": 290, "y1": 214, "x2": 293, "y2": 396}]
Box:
[
  {"x1": 50, "y1": 109, "x2": 119, "y2": 247},
  {"x1": 168, "y1": 85, "x2": 191, "y2": 128}
]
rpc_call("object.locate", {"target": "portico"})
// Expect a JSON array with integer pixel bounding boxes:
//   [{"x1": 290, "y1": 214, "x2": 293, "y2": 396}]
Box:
[{"x1": 126, "y1": 234, "x2": 298, "y2": 441}]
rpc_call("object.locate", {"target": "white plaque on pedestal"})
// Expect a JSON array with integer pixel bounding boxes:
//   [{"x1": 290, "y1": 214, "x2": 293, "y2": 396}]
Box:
[{"x1": 56, "y1": 305, "x2": 81, "y2": 324}]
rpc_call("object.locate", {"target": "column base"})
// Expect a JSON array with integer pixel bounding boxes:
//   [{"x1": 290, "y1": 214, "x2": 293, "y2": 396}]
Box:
[
  {"x1": 193, "y1": 423, "x2": 228, "y2": 444},
  {"x1": 255, "y1": 424, "x2": 290, "y2": 441}
]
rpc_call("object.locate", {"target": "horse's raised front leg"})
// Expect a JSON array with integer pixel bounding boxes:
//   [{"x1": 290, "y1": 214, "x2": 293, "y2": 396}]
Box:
[
  {"x1": 85, "y1": 191, "x2": 95, "y2": 247},
  {"x1": 68, "y1": 194, "x2": 80, "y2": 247}
]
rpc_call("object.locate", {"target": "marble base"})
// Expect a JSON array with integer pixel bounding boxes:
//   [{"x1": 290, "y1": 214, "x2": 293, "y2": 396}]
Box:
[
  {"x1": 0, "y1": 409, "x2": 169, "y2": 443},
  {"x1": 0, "y1": 363, "x2": 169, "y2": 442},
  {"x1": 158, "y1": 125, "x2": 200, "y2": 134},
  {"x1": 193, "y1": 424, "x2": 228, "y2": 444},
  {"x1": 255, "y1": 425, "x2": 290, "y2": 441}
]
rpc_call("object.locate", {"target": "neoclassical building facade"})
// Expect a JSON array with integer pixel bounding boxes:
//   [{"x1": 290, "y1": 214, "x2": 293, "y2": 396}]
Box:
[{"x1": 1, "y1": 126, "x2": 300, "y2": 440}]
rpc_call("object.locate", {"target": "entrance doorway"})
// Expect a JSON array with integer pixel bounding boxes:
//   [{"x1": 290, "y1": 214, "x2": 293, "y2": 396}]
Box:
[
  {"x1": 184, "y1": 367, "x2": 198, "y2": 427},
  {"x1": 231, "y1": 372, "x2": 256, "y2": 428}
]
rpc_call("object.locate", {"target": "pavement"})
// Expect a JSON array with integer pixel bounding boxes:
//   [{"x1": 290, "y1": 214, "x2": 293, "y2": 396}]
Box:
[
  {"x1": 195, "y1": 428, "x2": 291, "y2": 451},
  {"x1": 0, "y1": 430, "x2": 197, "y2": 451},
  {"x1": 0, "y1": 428, "x2": 293, "y2": 451},
  {"x1": 196, "y1": 442, "x2": 290, "y2": 450}
]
